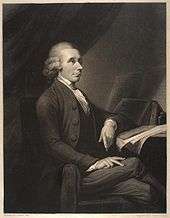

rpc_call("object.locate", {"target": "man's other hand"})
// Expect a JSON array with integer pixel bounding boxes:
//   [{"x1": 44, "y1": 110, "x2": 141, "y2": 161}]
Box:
[
  {"x1": 99, "y1": 119, "x2": 117, "y2": 151},
  {"x1": 86, "y1": 156, "x2": 125, "y2": 172}
]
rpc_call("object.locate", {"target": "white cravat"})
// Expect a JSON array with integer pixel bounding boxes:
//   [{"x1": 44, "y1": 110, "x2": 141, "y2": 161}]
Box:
[{"x1": 57, "y1": 74, "x2": 90, "y2": 114}]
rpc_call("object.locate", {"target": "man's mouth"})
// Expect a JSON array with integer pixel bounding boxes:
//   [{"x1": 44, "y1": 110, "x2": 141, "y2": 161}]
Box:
[{"x1": 74, "y1": 74, "x2": 81, "y2": 77}]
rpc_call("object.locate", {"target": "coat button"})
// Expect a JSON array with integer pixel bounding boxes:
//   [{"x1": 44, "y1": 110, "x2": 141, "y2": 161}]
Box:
[
  {"x1": 71, "y1": 135, "x2": 77, "y2": 142},
  {"x1": 72, "y1": 104, "x2": 77, "y2": 110},
  {"x1": 72, "y1": 119, "x2": 79, "y2": 125}
]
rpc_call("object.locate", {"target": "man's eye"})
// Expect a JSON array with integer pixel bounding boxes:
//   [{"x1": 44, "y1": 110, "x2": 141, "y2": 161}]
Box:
[
  {"x1": 68, "y1": 58, "x2": 82, "y2": 65},
  {"x1": 69, "y1": 58, "x2": 76, "y2": 64}
]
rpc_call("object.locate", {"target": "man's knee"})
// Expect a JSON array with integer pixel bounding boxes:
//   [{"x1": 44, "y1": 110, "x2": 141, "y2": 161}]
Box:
[
  {"x1": 123, "y1": 157, "x2": 140, "y2": 168},
  {"x1": 123, "y1": 157, "x2": 145, "y2": 177}
]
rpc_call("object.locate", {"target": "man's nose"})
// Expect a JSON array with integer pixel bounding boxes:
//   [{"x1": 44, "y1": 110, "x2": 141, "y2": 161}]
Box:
[{"x1": 75, "y1": 61, "x2": 83, "y2": 70}]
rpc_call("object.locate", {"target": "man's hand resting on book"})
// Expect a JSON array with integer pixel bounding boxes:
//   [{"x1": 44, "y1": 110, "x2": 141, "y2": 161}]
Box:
[
  {"x1": 99, "y1": 119, "x2": 117, "y2": 151},
  {"x1": 86, "y1": 156, "x2": 125, "y2": 172}
]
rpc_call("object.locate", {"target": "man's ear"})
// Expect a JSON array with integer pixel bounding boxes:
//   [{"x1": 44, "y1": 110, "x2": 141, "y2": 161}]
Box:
[
  {"x1": 51, "y1": 57, "x2": 62, "y2": 71},
  {"x1": 58, "y1": 62, "x2": 62, "y2": 71},
  {"x1": 57, "y1": 57, "x2": 63, "y2": 71}
]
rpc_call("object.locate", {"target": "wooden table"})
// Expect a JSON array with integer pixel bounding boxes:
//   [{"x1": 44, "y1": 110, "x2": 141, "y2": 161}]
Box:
[{"x1": 139, "y1": 132, "x2": 166, "y2": 186}]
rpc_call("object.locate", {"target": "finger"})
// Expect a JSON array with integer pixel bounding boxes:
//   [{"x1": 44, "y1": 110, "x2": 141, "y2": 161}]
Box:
[
  {"x1": 114, "y1": 157, "x2": 126, "y2": 161},
  {"x1": 86, "y1": 167, "x2": 93, "y2": 172},
  {"x1": 112, "y1": 160, "x2": 124, "y2": 166},
  {"x1": 96, "y1": 163, "x2": 105, "y2": 170},
  {"x1": 110, "y1": 134, "x2": 114, "y2": 143},
  {"x1": 103, "y1": 165, "x2": 110, "y2": 169},
  {"x1": 104, "y1": 159, "x2": 114, "y2": 167},
  {"x1": 98, "y1": 133, "x2": 102, "y2": 142},
  {"x1": 107, "y1": 138, "x2": 113, "y2": 147},
  {"x1": 110, "y1": 159, "x2": 125, "y2": 166},
  {"x1": 112, "y1": 130, "x2": 116, "y2": 138},
  {"x1": 102, "y1": 135, "x2": 109, "y2": 151},
  {"x1": 108, "y1": 157, "x2": 121, "y2": 165},
  {"x1": 105, "y1": 138, "x2": 112, "y2": 151},
  {"x1": 106, "y1": 133, "x2": 114, "y2": 146},
  {"x1": 102, "y1": 160, "x2": 110, "y2": 168},
  {"x1": 110, "y1": 156, "x2": 126, "y2": 160},
  {"x1": 94, "y1": 160, "x2": 103, "y2": 169},
  {"x1": 97, "y1": 165, "x2": 110, "y2": 170},
  {"x1": 103, "y1": 135, "x2": 107, "y2": 147},
  {"x1": 86, "y1": 165, "x2": 96, "y2": 172},
  {"x1": 105, "y1": 136, "x2": 111, "y2": 147},
  {"x1": 107, "y1": 157, "x2": 121, "y2": 163},
  {"x1": 105, "y1": 146, "x2": 109, "y2": 152},
  {"x1": 107, "y1": 133, "x2": 114, "y2": 139}
]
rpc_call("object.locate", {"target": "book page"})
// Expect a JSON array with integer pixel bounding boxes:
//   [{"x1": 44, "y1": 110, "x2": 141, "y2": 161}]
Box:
[{"x1": 117, "y1": 124, "x2": 167, "y2": 150}]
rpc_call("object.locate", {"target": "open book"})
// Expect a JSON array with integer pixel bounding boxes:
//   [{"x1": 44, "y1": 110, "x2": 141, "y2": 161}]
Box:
[{"x1": 116, "y1": 124, "x2": 166, "y2": 155}]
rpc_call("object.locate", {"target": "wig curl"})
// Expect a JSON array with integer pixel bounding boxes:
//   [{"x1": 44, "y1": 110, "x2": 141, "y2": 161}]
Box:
[
  {"x1": 42, "y1": 42, "x2": 73, "y2": 82},
  {"x1": 42, "y1": 56, "x2": 61, "y2": 81}
]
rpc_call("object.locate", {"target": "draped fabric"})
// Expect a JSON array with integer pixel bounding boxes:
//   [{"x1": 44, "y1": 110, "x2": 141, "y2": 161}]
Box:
[
  {"x1": 3, "y1": 3, "x2": 123, "y2": 211},
  {"x1": 4, "y1": 3, "x2": 122, "y2": 96}
]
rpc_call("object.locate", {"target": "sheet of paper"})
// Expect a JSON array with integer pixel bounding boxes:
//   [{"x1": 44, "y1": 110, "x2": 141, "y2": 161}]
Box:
[{"x1": 116, "y1": 124, "x2": 166, "y2": 150}]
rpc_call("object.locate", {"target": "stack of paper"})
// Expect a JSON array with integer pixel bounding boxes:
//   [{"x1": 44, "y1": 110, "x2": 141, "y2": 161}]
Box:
[{"x1": 116, "y1": 124, "x2": 166, "y2": 154}]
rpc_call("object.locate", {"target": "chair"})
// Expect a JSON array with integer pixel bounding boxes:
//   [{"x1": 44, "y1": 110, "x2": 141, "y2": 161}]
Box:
[{"x1": 20, "y1": 97, "x2": 165, "y2": 212}]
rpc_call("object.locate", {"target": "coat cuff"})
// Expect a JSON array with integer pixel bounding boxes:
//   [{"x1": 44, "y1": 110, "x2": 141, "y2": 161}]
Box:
[
  {"x1": 78, "y1": 155, "x2": 99, "y2": 172},
  {"x1": 104, "y1": 118, "x2": 118, "y2": 130},
  {"x1": 109, "y1": 114, "x2": 126, "y2": 133}
]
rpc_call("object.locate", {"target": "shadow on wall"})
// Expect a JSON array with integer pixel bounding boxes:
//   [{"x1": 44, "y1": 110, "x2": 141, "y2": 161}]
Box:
[
  {"x1": 106, "y1": 66, "x2": 166, "y2": 112},
  {"x1": 79, "y1": 3, "x2": 166, "y2": 111}
]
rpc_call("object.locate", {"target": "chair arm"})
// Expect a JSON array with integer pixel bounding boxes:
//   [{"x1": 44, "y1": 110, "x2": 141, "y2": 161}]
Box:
[{"x1": 60, "y1": 164, "x2": 81, "y2": 212}]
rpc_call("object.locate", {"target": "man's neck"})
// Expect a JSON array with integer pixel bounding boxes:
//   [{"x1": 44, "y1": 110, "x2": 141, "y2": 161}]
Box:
[
  {"x1": 57, "y1": 73, "x2": 72, "y2": 86},
  {"x1": 57, "y1": 73, "x2": 77, "y2": 90}
]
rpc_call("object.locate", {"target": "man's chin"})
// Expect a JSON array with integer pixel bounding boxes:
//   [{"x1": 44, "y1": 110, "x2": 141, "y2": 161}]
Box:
[{"x1": 73, "y1": 77, "x2": 80, "y2": 82}]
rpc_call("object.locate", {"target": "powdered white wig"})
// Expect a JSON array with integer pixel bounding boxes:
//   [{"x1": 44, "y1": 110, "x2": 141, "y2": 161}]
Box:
[{"x1": 43, "y1": 42, "x2": 73, "y2": 81}]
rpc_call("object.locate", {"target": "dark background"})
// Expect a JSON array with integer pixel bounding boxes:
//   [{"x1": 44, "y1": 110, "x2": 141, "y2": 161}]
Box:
[{"x1": 3, "y1": 3, "x2": 166, "y2": 211}]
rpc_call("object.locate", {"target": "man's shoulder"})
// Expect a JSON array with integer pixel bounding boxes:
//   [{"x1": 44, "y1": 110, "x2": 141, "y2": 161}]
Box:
[
  {"x1": 36, "y1": 81, "x2": 65, "y2": 110},
  {"x1": 36, "y1": 89, "x2": 52, "y2": 111}
]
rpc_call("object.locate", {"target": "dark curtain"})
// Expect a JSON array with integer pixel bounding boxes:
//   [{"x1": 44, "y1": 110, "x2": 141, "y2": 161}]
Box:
[
  {"x1": 3, "y1": 3, "x2": 123, "y2": 211},
  {"x1": 3, "y1": 3, "x2": 122, "y2": 95}
]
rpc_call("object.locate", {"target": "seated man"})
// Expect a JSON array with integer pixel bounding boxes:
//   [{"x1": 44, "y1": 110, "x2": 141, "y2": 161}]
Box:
[{"x1": 36, "y1": 41, "x2": 165, "y2": 212}]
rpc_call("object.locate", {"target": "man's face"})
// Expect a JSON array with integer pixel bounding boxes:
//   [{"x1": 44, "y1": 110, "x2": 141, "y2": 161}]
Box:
[{"x1": 59, "y1": 48, "x2": 83, "y2": 83}]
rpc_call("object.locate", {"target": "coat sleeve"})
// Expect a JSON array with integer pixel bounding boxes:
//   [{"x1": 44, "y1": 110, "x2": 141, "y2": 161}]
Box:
[
  {"x1": 36, "y1": 96, "x2": 98, "y2": 172},
  {"x1": 90, "y1": 103, "x2": 136, "y2": 134},
  {"x1": 81, "y1": 90, "x2": 136, "y2": 133}
]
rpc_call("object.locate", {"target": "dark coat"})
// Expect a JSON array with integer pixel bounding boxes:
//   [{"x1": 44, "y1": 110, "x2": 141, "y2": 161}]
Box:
[
  {"x1": 36, "y1": 80, "x2": 136, "y2": 209},
  {"x1": 36, "y1": 80, "x2": 135, "y2": 173}
]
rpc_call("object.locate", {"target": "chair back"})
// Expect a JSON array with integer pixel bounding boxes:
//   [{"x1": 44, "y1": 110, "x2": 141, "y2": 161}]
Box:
[{"x1": 113, "y1": 98, "x2": 164, "y2": 126}]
